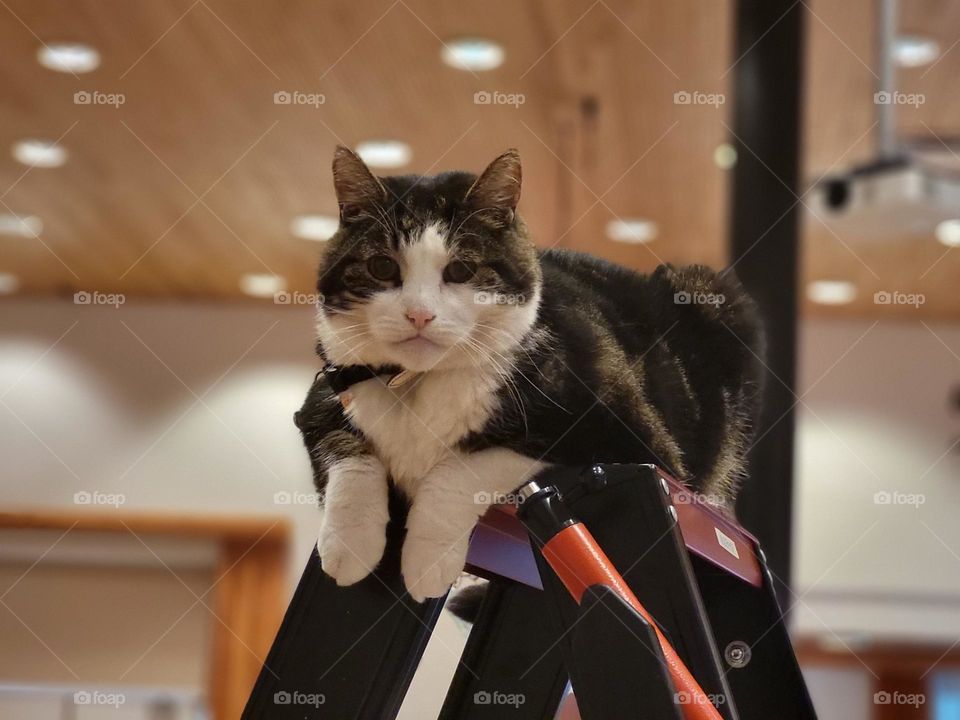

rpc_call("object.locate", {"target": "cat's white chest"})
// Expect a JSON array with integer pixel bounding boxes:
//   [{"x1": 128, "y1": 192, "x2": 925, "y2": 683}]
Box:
[{"x1": 345, "y1": 369, "x2": 500, "y2": 492}]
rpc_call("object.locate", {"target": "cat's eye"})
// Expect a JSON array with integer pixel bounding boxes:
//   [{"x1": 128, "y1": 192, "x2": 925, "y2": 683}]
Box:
[
  {"x1": 443, "y1": 260, "x2": 477, "y2": 284},
  {"x1": 367, "y1": 255, "x2": 399, "y2": 282}
]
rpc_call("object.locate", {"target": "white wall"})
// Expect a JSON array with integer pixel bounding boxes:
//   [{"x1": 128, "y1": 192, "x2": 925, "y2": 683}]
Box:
[
  {"x1": 794, "y1": 317, "x2": 960, "y2": 643},
  {"x1": 802, "y1": 667, "x2": 873, "y2": 720},
  {"x1": 0, "y1": 298, "x2": 323, "y2": 583}
]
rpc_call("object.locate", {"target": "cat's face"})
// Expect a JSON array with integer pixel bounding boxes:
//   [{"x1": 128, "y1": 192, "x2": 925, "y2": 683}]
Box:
[{"x1": 316, "y1": 148, "x2": 541, "y2": 374}]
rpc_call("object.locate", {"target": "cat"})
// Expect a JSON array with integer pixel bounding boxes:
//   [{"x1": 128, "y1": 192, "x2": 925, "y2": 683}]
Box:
[{"x1": 294, "y1": 146, "x2": 764, "y2": 603}]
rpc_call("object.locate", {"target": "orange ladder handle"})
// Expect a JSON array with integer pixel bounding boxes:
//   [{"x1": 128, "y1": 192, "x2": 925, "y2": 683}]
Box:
[{"x1": 517, "y1": 482, "x2": 722, "y2": 720}]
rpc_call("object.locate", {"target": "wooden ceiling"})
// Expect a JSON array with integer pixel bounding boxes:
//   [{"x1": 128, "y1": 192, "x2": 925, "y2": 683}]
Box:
[{"x1": 0, "y1": 0, "x2": 958, "y2": 317}]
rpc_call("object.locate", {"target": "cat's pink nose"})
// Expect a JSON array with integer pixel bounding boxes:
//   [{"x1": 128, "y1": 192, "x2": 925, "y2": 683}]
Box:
[{"x1": 405, "y1": 309, "x2": 436, "y2": 330}]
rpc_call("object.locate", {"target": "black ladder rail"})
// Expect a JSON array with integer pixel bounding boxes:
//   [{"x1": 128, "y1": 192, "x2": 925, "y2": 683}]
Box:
[
  {"x1": 570, "y1": 585, "x2": 684, "y2": 720},
  {"x1": 438, "y1": 578, "x2": 568, "y2": 719},
  {"x1": 242, "y1": 491, "x2": 444, "y2": 720}
]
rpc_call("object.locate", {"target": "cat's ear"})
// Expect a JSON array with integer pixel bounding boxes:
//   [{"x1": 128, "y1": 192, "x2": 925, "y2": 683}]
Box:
[
  {"x1": 332, "y1": 145, "x2": 386, "y2": 220},
  {"x1": 465, "y1": 149, "x2": 521, "y2": 226}
]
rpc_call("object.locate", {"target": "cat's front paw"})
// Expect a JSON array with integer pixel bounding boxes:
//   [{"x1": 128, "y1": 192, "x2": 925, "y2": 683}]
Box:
[
  {"x1": 317, "y1": 455, "x2": 389, "y2": 586},
  {"x1": 318, "y1": 519, "x2": 387, "y2": 587},
  {"x1": 401, "y1": 533, "x2": 468, "y2": 603}
]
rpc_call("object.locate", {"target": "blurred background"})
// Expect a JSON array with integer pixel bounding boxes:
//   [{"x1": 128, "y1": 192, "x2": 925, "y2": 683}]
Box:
[{"x1": 1, "y1": 0, "x2": 959, "y2": 718}]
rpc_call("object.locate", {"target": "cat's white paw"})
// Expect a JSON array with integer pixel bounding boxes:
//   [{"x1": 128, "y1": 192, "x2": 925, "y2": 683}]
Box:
[
  {"x1": 318, "y1": 520, "x2": 386, "y2": 586},
  {"x1": 401, "y1": 533, "x2": 467, "y2": 602},
  {"x1": 317, "y1": 455, "x2": 389, "y2": 586}
]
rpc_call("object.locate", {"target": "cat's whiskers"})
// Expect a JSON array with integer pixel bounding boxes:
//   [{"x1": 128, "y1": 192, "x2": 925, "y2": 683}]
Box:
[
  {"x1": 328, "y1": 321, "x2": 368, "y2": 332},
  {"x1": 338, "y1": 334, "x2": 378, "y2": 363},
  {"x1": 328, "y1": 329, "x2": 372, "y2": 348},
  {"x1": 459, "y1": 334, "x2": 529, "y2": 437},
  {"x1": 470, "y1": 325, "x2": 568, "y2": 412},
  {"x1": 474, "y1": 322, "x2": 559, "y2": 381}
]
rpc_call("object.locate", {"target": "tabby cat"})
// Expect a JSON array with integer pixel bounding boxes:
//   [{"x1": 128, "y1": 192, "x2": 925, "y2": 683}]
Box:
[{"x1": 294, "y1": 146, "x2": 764, "y2": 602}]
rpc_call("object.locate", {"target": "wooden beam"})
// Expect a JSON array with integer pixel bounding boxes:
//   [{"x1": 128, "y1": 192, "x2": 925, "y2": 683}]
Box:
[
  {"x1": 209, "y1": 538, "x2": 287, "y2": 720},
  {"x1": 0, "y1": 510, "x2": 289, "y2": 546}
]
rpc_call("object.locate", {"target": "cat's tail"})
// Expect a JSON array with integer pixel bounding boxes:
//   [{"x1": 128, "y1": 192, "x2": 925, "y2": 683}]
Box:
[{"x1": 446, "y1": 580, "x2": 488, "y2": 623}]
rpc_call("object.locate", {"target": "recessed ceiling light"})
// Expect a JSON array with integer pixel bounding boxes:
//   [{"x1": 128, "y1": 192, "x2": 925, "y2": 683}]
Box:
[
  {"x1": 0, "y1": 273, "x2": 19, "y2": 294},
  {"x1": 713, "y1": 143, "x2": 737, "y2": 170},
  {"x1": 892, "y1": 36, "x2": 940, "y2": 68},
  {"x1": 240, "y1": 273, "x2": 286, "y2": 298},
  {"x1": 356, "y1": 140, "x2": 412, "y2": 169},
  {"x1": 935, "y1": 219, "x2": 960, "y2": 247},
  {"x1": 291, "y1": 214, "x2": 339, "y2": 241},
  {"x1": 12, "y1": 139, "x2": 68, "y2": 168},
  {"x1": 807, "y1": 280, "x2": 856, "y2": 305},
  {"x1": 0, "y1": 214, "x2": 42, "y2": 238},
  {"x1": 37, "y1": 43, "x2": 101, "y2": 74},
  {"x1": 441, "y1": 37, "x2": 505, "y2": 72},
  {"x1": 606, "y1": 218, "x2": 658, "y2": 244}
]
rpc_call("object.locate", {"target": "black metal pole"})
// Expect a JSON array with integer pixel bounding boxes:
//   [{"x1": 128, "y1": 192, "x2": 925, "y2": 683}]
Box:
[{"x1": 728, "y1": 0, "x2": 805, "y2": 603}]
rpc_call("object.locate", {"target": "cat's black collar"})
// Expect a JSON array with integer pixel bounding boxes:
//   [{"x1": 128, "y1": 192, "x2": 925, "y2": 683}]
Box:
[{"x1": 321, "y1": 363, "x2": 405, "y2": 394}]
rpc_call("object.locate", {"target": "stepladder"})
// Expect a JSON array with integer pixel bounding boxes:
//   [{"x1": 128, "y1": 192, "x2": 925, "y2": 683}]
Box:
[{"x1": 242, "y1": 463, "x2": 818, "y2": 720}]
